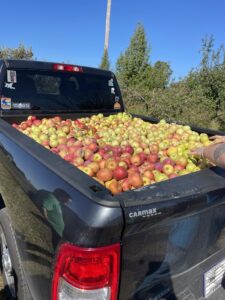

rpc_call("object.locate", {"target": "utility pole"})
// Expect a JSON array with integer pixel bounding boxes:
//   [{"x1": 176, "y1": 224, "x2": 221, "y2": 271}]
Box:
[{"x1": 104, "y1": 0, "x2": 112, "y2": 51}]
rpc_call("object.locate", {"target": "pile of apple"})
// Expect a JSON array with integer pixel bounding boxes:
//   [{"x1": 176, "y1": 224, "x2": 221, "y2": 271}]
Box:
[{"x1": 12, "y1": 113, "x2": 211, "y2": 195}]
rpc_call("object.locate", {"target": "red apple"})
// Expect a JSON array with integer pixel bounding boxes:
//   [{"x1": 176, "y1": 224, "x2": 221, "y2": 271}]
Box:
[
  {"x1": 162, "y1": 158, "x2": 175, "y2": 166},
  {"x1": 96, "y1": 168, "x2": 113, "y2": 182},
  {"x1": 26, "y1": 120, "x2": 32, "y2": 127},
  {"x1": 103, "y1": 145, "x2": 112, "y2": 152},
  {"x1": 128, "y1": 173, "x2": 143, "y2": 188},
  {"x1": 139, "y1": 152, "x2": 147, "y2": 163},
  {"x1": 105, "y1": 179, "x2": 117, "y2": 189},
  {"x1": 174, "y1": 164, "x2": 185, "y2": 172},
  {"x1": 73, "y1": 157, "x2": 84, "y2": 166},
  {"x1": 93, "y1": 153, "x2": 103, "y2": 162},
  {"x1": 149, "y1": 143, "x2": 159, "y2": 154},
  {"x1": 121, "y1": 178, "x2": 131, "y2": 191},
  {"x1": 105, "y1": 159, "x2": 118, "y2": 171},
  {"x1": 20, "y1": 123, "x2": 28, "y2": 130},
  {"x1": 175, "y1": 156, "x2": 188, "y2": 168},
  {"x1": 131, "y1": 154, "x2": 142, "y2": 167},
  {"x1": 53, "y1": 116, "x2": 61, "y2": 123},
  {"x1": 99, "y1": 160, "x2": 106, "y2": 169},
  {"x1": 66, "y1": 137, "x2": 76, "y2": 146},
  {"x1": 112, "y1": 146, "x2": 122, "y2": 157},
  {"x1": 41, "y1": 140, "x2": 49, "y2": 147},
  {"x1": 127, "y1": 165, "x2": 140, "y2": 175},
  {"x1": 108, "y1": 180, "x2": 122, "y2": 195},
  {"x1": 118, "y1": 161, "x2": 128, "y2": 169},
  {"x1": 155, "y1": 162, "x2": 163, "y2": 172},
  {"x1": 148, "y1": 162, "x2": 156, "y2": 171},
  {"x1": 143, "y1": 170, "x2": 155, "y2": 180},
  {"x1": 67, "y1": 145, "x2": 79, "y2": 154},
  {"x1": 113, "y1": 166, "x2": 128, "y2": 181},
  {"x1": 82, "y1": 166, "x2": 94, "y2": 177},
  {"x1": 51, "y1": 147, "x2": 59, "y2": 154},
  {"x1": 74, "y1": 140, "x2": 83, "y2": 147},
  {"x1": 58, "y1": 137, "x2": 68, "y2": 145},
  {"x1": 103, "y1": 153, "x2": 112, "y2": 160},
  {"x1": 123, "y1": 145, "x2": 134, "y2": 155},
  {"x1": 142, "y1": 176, "x2": 151, "y2": 186},
  {"x1": 88, "y1": 143, "x2": 98, "y2": 153},
  {"x1": 98, "y1": 148, "x2": 106, "y2": 156},
  {"x1": 88, "y1": 162, "x2": 100, "y2": 173},
  {"x1": 169, "y1": 173, "x2": 178, "y2": 179},
  {"x1": 74, "y1": 148, "x2": 84, "y2": 158},
  {"x1": 58, "y1": 144, "x2": 68, "y2": 151},
  {"x1": 148, "y1": 154, "x2": 158, "y2": 163},
  {"x1": 84, "y1": 149, "x2": 93, "y2": 160},
  {"x1": 64, "y1": 153, "x2": 74, "y2": 162},
  {"x1": 162, "y1": 164, "x2": 174, "y2": 175},
  {"x1": 33, "y1": 119, "x2": 42, "y2": 126}
]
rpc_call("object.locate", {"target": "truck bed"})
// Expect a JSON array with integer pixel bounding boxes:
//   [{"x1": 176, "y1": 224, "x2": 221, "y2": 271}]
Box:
[
  {"x1": 1, "y1": 114, "x2": 225, "y2": 299},
  {"x1": 0, "y1": 114, "x2": 123, "y2": 299}
]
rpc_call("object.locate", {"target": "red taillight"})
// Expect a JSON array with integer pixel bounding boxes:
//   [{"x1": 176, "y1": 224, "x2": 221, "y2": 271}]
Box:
[
  {"x1": 53, "y1": 64, "x2": 83, "y2": 72},
  {"x1": 52, "y1": 243, "x2": 120, "y2": 300}
]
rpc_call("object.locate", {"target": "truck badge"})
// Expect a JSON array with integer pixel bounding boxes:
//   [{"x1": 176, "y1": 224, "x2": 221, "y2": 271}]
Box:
[{"x1": 129, "y1": 208, "x2": 161, "y2": 219}]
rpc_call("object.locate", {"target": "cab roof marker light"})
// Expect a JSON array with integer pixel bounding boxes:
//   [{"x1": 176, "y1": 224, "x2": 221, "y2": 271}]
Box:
[
  {"x1": 53, "y1": 64, "x2": 83, "y2": 72},
  {"x1": 53, "y1": 64, "x2": 64, "y2": 71}
]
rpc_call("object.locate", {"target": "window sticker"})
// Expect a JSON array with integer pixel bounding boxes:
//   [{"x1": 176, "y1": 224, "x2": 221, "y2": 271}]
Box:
[
  {"x1": 1, "y1": 97, "x2": 12, "y2": 109},
  {"x1": 4, "y1": 82, "x2": 15, "y2": 90},
  {"x1": 114, "y1": 100, "x2": 121, "y2": 110},
  {"x1": 108, "y1": 79, "x2": 114, "y2": 87},
  {"x1": 7, "y1": 70, "x2": 17, "y2": 83},
  {"x1": 111, "y1": 87, "x2": 115, "y2": 94},
  {"x1": 12, "y1": 102, "x2": 31, "y2": 109}
]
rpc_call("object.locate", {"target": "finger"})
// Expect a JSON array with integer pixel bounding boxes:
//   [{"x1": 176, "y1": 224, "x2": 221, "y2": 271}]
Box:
[
  {"x1": 209, "y1": 135, "x2": 221, "y2": 140},
  {"x1": 190, "y1": 150, "x2": 198, "y2": 155},
  {"x1": 212, "y1": 139, "x2": 225, "y2": 145},
  {"x1": 190, "y1": 147, "x2": 204, "y2": 156}
]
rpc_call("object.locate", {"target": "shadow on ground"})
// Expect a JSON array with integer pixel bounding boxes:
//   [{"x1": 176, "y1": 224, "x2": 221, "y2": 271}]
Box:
[{"x1": 0, "y1": 288, "x2": 8, "y2": 300}]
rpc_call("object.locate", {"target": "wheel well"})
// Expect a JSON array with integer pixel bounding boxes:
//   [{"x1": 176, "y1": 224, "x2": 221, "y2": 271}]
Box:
[{"x1": 0, "y1": 194, "x2": 6, "y2": 210}]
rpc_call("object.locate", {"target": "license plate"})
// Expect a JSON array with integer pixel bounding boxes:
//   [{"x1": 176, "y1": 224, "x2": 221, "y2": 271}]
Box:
[{"x1": 204, "y1": 258, "x2": 225, "y2": 298}]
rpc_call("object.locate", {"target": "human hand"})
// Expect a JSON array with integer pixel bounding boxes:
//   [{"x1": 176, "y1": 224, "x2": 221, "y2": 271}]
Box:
[
  {"x1": 190, "y1": 147, "x2": 205, "y2": 158},
  {"x1": 210, "y1": 135, "x2": 225, "y2": 144}
]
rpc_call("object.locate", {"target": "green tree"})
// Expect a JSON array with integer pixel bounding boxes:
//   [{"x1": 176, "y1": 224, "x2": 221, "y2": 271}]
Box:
[
  {"x1": 0, "y1": 43, "x2": 33, "y2": 60},
  {"x1": 144, "y1": 61, "x2": 172, "y2": 89},
  {"x1": 116, "y1": 23, "x2": 150, "y2": 87},
  {"x1": 186, "y1": 36, "x2": 225, "y2": 129},
  {"x1": 99, "y1": 49, "x2": 110, "y2": 70},
  {"x1": 117, "y1": 31, "x2": 225, "y2": 131}
]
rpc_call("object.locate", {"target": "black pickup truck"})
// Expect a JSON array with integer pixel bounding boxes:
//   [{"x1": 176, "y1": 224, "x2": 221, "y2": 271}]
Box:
[{"x1": 1, "y1": 59, "x2": 225, "y2": 300}]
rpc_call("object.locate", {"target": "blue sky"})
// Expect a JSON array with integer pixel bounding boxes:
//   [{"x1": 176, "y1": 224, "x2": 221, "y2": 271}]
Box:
[{"x1": 1, "y1": 0, "x2": 225, "y2": 79}]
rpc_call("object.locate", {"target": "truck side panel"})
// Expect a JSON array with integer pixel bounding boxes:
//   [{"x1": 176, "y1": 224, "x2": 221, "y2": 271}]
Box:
[
  {"x1": 118, "y1": 179, "x2": 225, "y2": 299},
  {"x1": 0, "y1": 128, "x2": 123, "y2": 299}
]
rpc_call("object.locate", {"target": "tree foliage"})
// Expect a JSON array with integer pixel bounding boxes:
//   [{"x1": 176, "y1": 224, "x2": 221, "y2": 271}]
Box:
[
  {"x1": 119, "y1": 27, "x2": 225, "y2": 131},
  {"x1": 116, "y1": 24, "x2": 150, "y2": 87},
  {"x1": 99, "y1": 49, "x2": 110, "y2": 70},
  {"x1": 116, "y1": 24, "x2": 172, "y2": 91},
  {"x1": 0, "y1": 43, "x2": 33, "y2": 60}
]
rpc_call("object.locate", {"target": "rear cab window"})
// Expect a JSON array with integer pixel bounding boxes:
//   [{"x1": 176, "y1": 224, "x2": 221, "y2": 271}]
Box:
[{"x1": 1, "y1": 66, "x2": 122, "y2": 112}]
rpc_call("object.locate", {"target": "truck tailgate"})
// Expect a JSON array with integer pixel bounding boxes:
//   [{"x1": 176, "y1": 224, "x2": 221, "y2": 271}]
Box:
[{"x1": 117, "y1": 167, "x2": 225, "y2": 299}]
